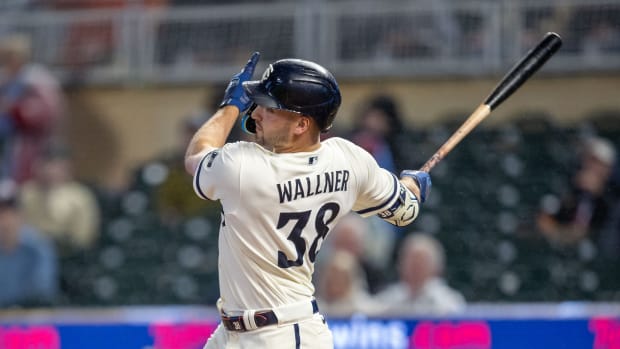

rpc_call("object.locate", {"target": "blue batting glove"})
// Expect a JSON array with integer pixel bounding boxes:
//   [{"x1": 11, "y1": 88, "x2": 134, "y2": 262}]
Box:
[
  {"x1": 400, "y1": 170, "x2": 432, "y2": 203},
  {"x1": 220, "y1": 52, "x2": 260, "y2": 112}
]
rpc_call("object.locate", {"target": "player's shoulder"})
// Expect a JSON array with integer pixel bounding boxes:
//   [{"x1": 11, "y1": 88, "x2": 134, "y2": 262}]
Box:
[
  {"x1": 323, "y1": 136, "x2": 362, "y2": 151},
  {"x1": 221, "y1": 140, "x2": 253, "y2": 151},
  {"x1": 323, "y1": 136, "x2": 373, "y2": 160},
  {"x1": 198, "y1": 141, "x2": 258, "y2": 170},
  {"x1": 218, "y1": 140, "x2": 260, "y2": 157}
]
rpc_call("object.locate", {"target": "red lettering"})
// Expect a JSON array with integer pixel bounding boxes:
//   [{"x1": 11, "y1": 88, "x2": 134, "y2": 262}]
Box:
[
  {"x1": 0, "y1": 326, "x2": 60, "y2": 349},
  {"x1": 410, "y1": 321, "x2": 491, "y2": 349},
  {"x1": 150, "y1": 322, "x2": 217, "y2": 349},
  {"x1": 590, "y1": 317, "x2": 620, "y2": 349}
]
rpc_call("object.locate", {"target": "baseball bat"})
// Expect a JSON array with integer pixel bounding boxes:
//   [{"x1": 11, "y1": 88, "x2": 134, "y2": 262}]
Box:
[{"x1": 419, "y1": 32, "x2": 562, "y2": 173}]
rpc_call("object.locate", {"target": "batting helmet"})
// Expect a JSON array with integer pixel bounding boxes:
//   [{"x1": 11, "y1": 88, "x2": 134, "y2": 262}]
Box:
[{"x1": 241, "y1": 58, "x2": 341, "y2": 133}]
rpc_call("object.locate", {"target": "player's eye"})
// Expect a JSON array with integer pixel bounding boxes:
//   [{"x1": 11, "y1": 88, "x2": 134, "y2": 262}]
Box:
[{"x1": 266, "y1": 107, "x2": 275, "y2": 113}]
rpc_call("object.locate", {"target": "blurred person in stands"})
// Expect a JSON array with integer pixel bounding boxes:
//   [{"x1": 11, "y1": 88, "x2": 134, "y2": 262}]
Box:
[
  {"x1": 346, "y1": 95, "x2": 418, "y2": 269},
  {"x1": 348, "y1": 94, "x2": 416, "y2": 173},
  {"x1": 51, "y1": 0, "x2": 167, "y2": 84},
  {"x1": 149, "y1": 111, "x2": 217, "y2": 225},
  {"x1": 374, "y1": 233, "x2": 465, "y2": 316},
  {"x1": 0, "y1": 178, "x2": 58, "y2": 307},
  {"x1": 582, "y1": 18, "x2": 620, "y2": 60},
  {"x1": 314, "y1": 250, "x2": 383, "y2": 318},
  {"x1": 19, "y1": 145, "x2": 100, "y2": 258},
  {"x1": 133, "y1": 86, "x2": 226, "y2": 227},
  {"x1": 0, "y1": 33, "x2": 65, "y2": 184},
  {"x1": 327, "y1": 213, "x2": 387, "y2": 294},
  {"x1": 373, "y1": 0, "x2": 458, "y2": 60},
  {"x1": 537, "y1": 136, "x2": 617, "y2": 247}
]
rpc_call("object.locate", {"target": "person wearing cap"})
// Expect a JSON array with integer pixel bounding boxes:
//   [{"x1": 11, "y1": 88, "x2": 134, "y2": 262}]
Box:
[
  {"x1": 537, "y1": 136, "x2": 618, "y2": 246},
  {"x1": 0, "y1": 178, "x2": 59, "y2": 307}
]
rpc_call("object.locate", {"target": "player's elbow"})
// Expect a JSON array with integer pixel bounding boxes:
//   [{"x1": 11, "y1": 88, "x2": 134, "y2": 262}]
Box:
[
  {"x1": 184, "y1": 155, "x2": 199, "y2": 176},
  {"x1": 379, "y1": 201, "x2": 420, "y2": 227},
  {"x1": 377, "y1": 185, "x2": 420, "y2": 227}
]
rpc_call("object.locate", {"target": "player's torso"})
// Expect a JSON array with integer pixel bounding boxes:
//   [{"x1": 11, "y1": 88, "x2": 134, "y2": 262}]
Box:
[{"x1": 218, "y1": 139, "x2": 360, "y2": 310}]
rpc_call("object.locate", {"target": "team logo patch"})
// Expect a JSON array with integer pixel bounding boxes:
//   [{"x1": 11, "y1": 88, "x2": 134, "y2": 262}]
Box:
[{"x1": 262, "y1": 64, "x2": 274, "y2": 81}]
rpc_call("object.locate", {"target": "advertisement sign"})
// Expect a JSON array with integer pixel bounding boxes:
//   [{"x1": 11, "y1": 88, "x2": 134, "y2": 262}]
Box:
[{"x1": 1, "y1": 315, "x2": 618, "y2": 349}]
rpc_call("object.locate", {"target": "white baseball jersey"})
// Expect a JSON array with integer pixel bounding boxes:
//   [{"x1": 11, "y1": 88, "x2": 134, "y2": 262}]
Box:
[{"x1": 193, "y1": 137, "x2": 400, "y2": 311}]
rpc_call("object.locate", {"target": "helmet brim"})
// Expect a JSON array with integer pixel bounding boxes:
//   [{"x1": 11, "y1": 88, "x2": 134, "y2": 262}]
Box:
[{"x1": 242, "y1": 81, "x2": 282, "y2": 110}]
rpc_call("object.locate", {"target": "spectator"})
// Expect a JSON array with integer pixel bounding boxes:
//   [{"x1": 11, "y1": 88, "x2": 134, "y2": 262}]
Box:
[
  {"x1": 148, "y1": 111, "x2": 218, "y2": 225},
  {"x1": 345, "y1": 95, "x2": 418, "y2": 268},
  {"x1": 19, "y1": 145, "x2": 101, "y2": 257},
  {"x1": 315, "y1": 250, "x2": 383, "y2": 318},
  {"x1": 374, "y1": 233, "x2": 465, "y2": 316},
  {"x1": 582, "y1": 18, "x2": 620, "y2": 60},
  {"x1": 51, "y1": 0, "x2": 168, "y2": 85},
  {"x1": 0, "y1": 33, "x2": 65, "y2": 184},
  {"x1": 537, "y1": 136, "x2": 617, "y2": 247},
  {"x1": 373, "y1": 0, "x2": 458, "y2": 60},
  {"x1": 348, "y1": 95, "x2": 401, "y2": 173},
  {"x1": 327, "y1": 213, "x2": 387, "y2": 294},
  {"x1": 133, "y1": 86, "x2": 226, "y2": 227},
  {"x1": 0, "y1": 178, "x2": 59, "y2": 307}
]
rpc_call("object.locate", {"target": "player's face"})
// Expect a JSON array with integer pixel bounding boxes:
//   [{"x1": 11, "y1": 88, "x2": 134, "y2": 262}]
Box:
[{"x1": 250, "y1": 105, "x2": 302, "y2": 151}]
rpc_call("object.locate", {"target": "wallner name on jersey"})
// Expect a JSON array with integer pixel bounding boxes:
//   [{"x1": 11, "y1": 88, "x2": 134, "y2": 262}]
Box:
[
  {"x1": 276, "y1": 170, "x2": 350, "y2": 203},
  {"x1": 192, "y1": 137, "x2": 418, "y2": 311}
]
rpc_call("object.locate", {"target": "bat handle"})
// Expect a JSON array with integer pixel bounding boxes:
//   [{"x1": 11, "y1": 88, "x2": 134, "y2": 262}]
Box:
[
  {"x1": 420, "y1": 154, "x2": 441, "y2": 173},
  {"x1": 418, "y1": 104, "x2": 491, "y2": 173}
]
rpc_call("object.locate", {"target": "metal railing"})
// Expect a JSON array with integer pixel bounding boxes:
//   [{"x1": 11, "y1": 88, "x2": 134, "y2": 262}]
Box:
[{"x1": 0, "y1": 0, "x2": 618, "y2": 85}]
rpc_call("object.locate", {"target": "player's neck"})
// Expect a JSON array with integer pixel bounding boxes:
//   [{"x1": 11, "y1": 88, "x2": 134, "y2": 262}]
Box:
[{"x1": 273, "y1": 134, "x2": 321, "y2": 153}]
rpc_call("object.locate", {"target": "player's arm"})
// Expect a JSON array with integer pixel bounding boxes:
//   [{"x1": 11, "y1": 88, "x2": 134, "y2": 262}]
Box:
[
  {"x1": 352, "y1": 140, "x2": 432, "y2": 226},
  {"x1": 184, "y1": 52, "x2": 260, "y2": 175},
  {"x1": 378, "y1": 170, "x2": 432, "y2": 227},
  {"x1": 184, "y1": 106, "x2": 240, "y2": 174}
]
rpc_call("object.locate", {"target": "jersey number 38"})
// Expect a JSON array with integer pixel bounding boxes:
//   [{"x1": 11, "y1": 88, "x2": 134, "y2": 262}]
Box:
[{"x1": 277, "y1": 202, "x2": 340, "y2": 268}]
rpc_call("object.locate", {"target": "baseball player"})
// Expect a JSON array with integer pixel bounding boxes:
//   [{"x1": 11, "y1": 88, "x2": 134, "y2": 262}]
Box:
[{"x1": 184, "y1": 52, "x2": 431, "y2": 349}]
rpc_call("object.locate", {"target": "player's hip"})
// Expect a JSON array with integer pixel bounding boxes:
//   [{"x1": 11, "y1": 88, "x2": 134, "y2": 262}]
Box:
[
  {"x1": 217, "y1": 297, "x2": 319, "y2": 331},
  {"x1": 205, "y1": 314, "x2": 333, "y2": 349}
]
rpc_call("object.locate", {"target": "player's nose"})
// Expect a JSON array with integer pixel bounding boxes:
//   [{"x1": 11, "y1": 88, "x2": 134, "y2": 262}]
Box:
[{"x1": 251, "y1": 106, "x2": 264, "y2": 120}]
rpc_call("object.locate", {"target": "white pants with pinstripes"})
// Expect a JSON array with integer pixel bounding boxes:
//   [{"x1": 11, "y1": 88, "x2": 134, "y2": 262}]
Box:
[{"x1": 203, "y1": 313, "x2": 333, "y2": 349}]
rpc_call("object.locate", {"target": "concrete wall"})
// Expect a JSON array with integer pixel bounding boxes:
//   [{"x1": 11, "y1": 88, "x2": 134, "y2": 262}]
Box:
[{"x1": 65, "y1": 75, "x2": 620, "y2": 189}]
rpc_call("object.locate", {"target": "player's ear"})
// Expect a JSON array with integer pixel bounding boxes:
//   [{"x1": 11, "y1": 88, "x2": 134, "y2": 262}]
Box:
[{"x1": 293, "y1": 115, "x2": 311, "y2": 135}]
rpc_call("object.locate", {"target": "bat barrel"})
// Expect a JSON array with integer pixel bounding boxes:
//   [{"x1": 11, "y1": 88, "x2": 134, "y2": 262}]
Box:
[
  {"x1": 484, "y1": 32, "x2": 562, "y2": 110},
  {"x1": 418, "y1": 32, "x2": 562, "y2": 173}
]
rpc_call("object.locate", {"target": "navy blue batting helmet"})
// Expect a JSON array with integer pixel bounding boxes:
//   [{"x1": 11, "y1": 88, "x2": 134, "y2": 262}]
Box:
[{"x1": 241, "y1": 58, "x2": 341, "y2": 133}]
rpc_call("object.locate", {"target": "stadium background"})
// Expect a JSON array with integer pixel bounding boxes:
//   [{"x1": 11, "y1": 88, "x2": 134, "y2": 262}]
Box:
[{"x1": 1, "y1": 0, "x2": 619, "y2": 348}]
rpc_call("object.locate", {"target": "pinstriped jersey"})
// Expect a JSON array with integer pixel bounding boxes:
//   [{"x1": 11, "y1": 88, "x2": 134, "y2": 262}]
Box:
[{"x1": 193, "y1": 137, "x2": 399, "y2": 311}]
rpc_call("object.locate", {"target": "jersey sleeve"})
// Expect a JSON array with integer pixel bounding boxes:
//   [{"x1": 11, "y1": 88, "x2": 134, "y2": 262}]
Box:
[
  {"x1": 192, "y1": 143, "x2": 241, "y2": 201},
  {"x1": 348, "y1": 142, "x2": 401, "y2": 217}
]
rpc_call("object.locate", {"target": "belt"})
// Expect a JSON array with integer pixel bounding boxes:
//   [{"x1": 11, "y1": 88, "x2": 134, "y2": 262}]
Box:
[{"x1": 221, "y1": 299, "x2": 319, "y2": 332}]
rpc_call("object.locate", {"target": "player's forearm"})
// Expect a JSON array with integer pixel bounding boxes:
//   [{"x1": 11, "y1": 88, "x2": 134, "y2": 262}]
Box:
[{"x1": 184, "y1": 106, "x2": 239, "y2": 174}]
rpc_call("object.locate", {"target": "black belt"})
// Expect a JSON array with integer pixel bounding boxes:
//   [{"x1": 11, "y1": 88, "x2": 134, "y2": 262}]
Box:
[{"x1": 221, "y1": 299, "x2": 319, "y2": 332}]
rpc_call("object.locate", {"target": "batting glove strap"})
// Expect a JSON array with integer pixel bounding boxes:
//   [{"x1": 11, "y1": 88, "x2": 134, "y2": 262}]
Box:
[
  {"x1": 400, "y1": 170, "x2": 431, "y2": 204},
  {"x1": 220, "y1": 52, "x2": 260, "y2": 113}
]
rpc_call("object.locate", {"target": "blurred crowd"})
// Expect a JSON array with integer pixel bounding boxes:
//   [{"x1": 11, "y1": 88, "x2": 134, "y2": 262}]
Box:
[
  {"x1": 0, "y1": 33, "x2": 101, "y2": 307},
  {"x1": 1, "y1": 29, "x2": 619, "y2": 316},
  {"x1": 1, "y1": 1, "x2": 619, "y2": 80}
]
